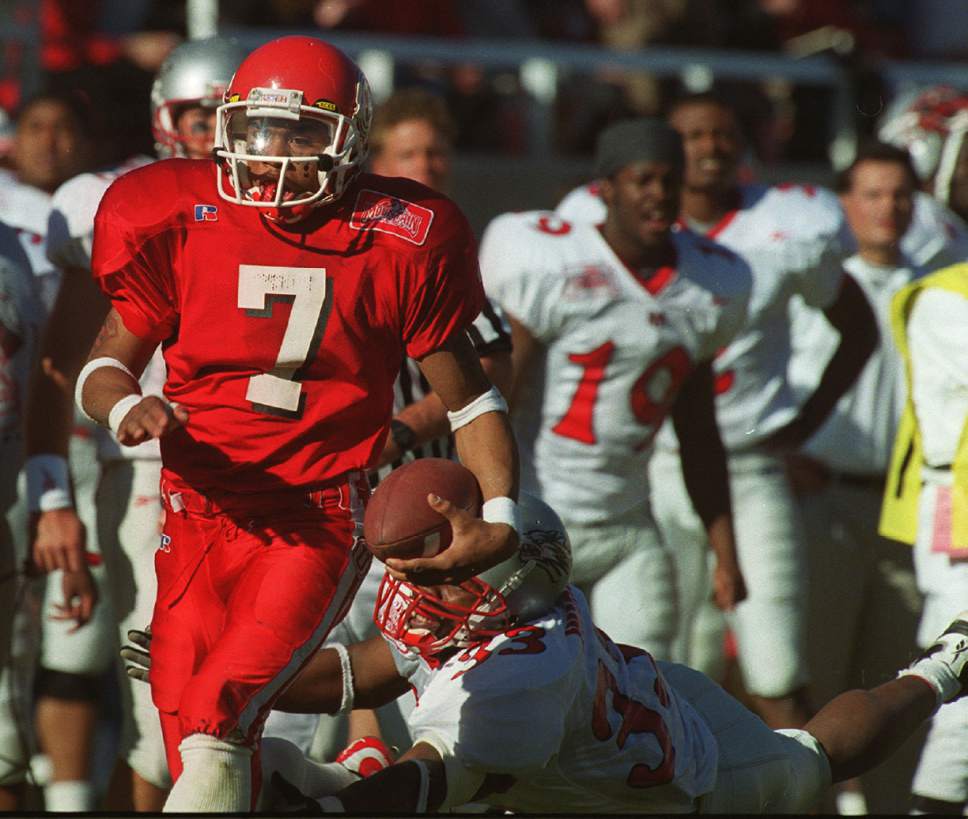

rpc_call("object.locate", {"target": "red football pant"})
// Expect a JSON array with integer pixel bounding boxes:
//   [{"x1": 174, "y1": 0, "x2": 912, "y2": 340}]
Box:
[{"x1": 150, "y1": 476, "x2": 370, "y2": 782}]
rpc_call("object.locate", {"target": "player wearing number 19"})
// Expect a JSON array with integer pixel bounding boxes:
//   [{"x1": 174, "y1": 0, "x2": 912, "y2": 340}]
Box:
[
  {"x1": 480, "y1": 118, "x2": 751, "y2": 658},
  {"x1": 76, "y1": 36, "x2": 520, "y2": 813}
]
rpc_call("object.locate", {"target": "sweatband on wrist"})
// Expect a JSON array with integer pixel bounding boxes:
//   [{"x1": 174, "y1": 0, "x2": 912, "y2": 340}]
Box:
[
  {"x1": 108, "y1": 394, "x2": 143, "y2": 438},
  {"x1": 412, "y1": 759, "x2": 431, "y2": 813},
  {"x1": 75, "y1": 356, "x2": 137, "y2": 423},
  {"x1": 446, "y1": 386, "x2": 508, "y2": 432},
  {"x1": 25, "y1": 454, "x2": 72, "y2": 512},
  {"x1": 333, "y1": 643, "x2": 355, "y2": 715},
  {"x1": 482, "y1": 496, "x2": 520, "y2": 535}
]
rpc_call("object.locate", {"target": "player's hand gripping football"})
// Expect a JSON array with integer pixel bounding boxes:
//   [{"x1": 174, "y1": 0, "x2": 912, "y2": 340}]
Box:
[
  {"x1": 385, "y1": 493, "x2": 519, "y2": 586},
  {"x1": 114, "y1": 396, "x2": 189, "y2": 446}
]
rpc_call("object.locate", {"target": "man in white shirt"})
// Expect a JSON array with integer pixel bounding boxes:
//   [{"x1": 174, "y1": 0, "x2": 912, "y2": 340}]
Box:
[
  {"x1": 787, "y1": 141, "x2": 927, "y2": 812},
  {"x1": 481, "y1": 118, "x2": 751, "y2": 662},
  {"x1": 880, "y1": 260, "x2": 968, "y2": 814}
]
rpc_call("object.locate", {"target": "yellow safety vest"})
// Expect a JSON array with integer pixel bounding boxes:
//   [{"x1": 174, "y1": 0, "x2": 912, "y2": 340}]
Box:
[{"x1": 879, "y1": 263, "x2": 968, "y2": 546}]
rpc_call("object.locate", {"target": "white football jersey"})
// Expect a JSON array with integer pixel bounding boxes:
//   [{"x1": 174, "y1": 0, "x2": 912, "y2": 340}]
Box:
[
  {"x1": 389, "y1": 586, "x2": 719, "y2": 814},
  {"x1": 556, "y1": 181, "x2": 606, "y2": 224},
  {"x1": 47, "y1": 156, "x2": 164, "y2": 461},
  {"x1": 0, "y1": 168, "x2": 58, "y2": 311},
  {"x1": 674, "y1": 183, "x2": 846, "y2": 450},
  {"x1": 481, "y1": 211, "x2": 750, "y2": 523},
  {"x1": 556, "y1": 181, "x2": 846, "y2": 450}
]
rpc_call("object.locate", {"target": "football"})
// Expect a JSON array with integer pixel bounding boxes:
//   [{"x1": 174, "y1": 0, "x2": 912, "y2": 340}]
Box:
[{"x1": 363, "y1": 458, "x2": 482, "y2": 561}]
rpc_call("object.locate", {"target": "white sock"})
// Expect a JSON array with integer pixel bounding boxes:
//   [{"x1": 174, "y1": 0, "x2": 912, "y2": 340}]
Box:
[
  {"x1": 163, "y1": 733, "x2": 253, "y2": 813},
  {"x1": 899, "y1": 661, "x2": 961, "y2": 706},
  {"x1": 259, "y1": 736, "x2": 357, "y2": 810},
  {"x1": 44, "y1": 779, "x2": 95, "y2": 811}
]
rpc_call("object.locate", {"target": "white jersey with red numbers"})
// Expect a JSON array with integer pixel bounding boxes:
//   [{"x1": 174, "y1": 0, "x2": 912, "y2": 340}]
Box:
[
  {"x1": 47, "y1": 155, "x2": 164, "y2": 462},
  {"x1": 389, "y1": 586, "x2": 719, "y2": 814},
  {"x1": 480, "y1": 211, "x2": 750, "y2": 524},
  {"x1": 670, "y1": 183, "x2": 846, "y2": 450},
  {"x1": 556, "y1": 181, "x2": 846, "y2": 449},
  {"x1": 0, "y1": 168, "x2": 59, "y2": 311},
  {"x1": 93, "y1": 160, "x2": 484, "y2": 494}
]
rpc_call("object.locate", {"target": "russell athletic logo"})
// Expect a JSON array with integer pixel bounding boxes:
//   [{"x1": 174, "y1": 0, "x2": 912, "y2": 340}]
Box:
[
  {"x1": 194, "y1": 204, "x2": 218, "y2": 222},
  {"x1": 158, "y1": 534, "x2": 172, "y2": 553}
]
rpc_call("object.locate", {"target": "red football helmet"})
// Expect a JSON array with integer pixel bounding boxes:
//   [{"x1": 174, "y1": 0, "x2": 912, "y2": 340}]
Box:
[
  {"x1": 374, "y1": 494, "x2": 573, "y2": 658},
  {"x1": 215, "y1": 36, "x2": 372, "y2": 215}
]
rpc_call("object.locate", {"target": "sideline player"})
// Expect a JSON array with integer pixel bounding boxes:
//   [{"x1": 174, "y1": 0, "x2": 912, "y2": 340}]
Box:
[
  {"x1": 77, "y1": 36, "x2": 520, "y2": 813},
  {"x1": 644, "y1": 93, "x2": 877, "y2": 731},
  {"x1": 0, "y1": 230, "x2": 43, "y2": 812},
  {"x1": 788, "y1": 142, "x2": 927, "y2": 811},
  {"x1": 27, "y1": 38, "x2": 248, "y2": 811},
  {"x1": 880, "y1": 261, "x2": 968, "y2": 814},
  {"x1": 0, "y1": 91, "x2": 97, "y2": 812},
  {"x1": 125, "y1": 495, "x2": 968, "y2": 815},
  {"x1": 481, "y1": 118, "x2": 751, "y2": 661},
  {"x1": 316, "y1": 86, "x2": 514, "y2": 760}
]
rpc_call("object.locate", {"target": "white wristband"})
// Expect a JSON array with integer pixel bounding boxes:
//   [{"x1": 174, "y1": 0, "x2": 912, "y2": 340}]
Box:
[
  {"x1": 108, "y1": 394, "x2": 143, "y2": 438},
  {"x1": 25, "y1": 454, "x2": 72, "y2": 512},
  {"x1": 446, "y1": 386, "x2": 508, "y2": 432},
  {"x1": 482, "y1": 496, "x2": 520, "y2": 534},
  {"x1": 332, "y1": 643, "x2": 355, "y2": 715},
  {"x1": 75, "y1": 356, "x2": 138, "y2": 423}
]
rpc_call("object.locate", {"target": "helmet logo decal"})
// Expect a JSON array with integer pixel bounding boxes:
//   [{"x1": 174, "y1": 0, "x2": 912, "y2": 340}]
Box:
[
  {"x1": 313, "y1": 99, "x2": 339, "y2": 113},
  {"x1": 520, "y1": 527, "x2": 571, "y2": 584}
]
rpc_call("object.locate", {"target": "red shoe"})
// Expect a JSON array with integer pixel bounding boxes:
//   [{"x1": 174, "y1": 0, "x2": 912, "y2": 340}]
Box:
[{"x1": 335, "y1": 736, "x2": 394, "y2": 779}]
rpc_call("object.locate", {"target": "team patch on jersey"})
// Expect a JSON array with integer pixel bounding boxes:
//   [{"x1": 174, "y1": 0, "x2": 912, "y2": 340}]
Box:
[
  {"x1": 562, "y1": 265, "x2": 619, "y2": 300},
  {"x1": 194, "y1": 204, "x2": 218, "y2": 222},
  {"x1": 350, "y1": 190, "x2": 434, "y2": 246}
]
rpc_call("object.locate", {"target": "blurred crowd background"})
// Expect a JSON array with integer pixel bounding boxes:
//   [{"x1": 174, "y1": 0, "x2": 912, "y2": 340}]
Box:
[{"x1": 3, "y1": 0, "x2": 968, "y2": 232}]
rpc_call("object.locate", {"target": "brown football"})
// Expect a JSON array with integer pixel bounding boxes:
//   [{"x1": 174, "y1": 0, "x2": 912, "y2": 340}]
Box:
[{"x1": 363, "y1": 458, "x2": 482, "y2": 561}]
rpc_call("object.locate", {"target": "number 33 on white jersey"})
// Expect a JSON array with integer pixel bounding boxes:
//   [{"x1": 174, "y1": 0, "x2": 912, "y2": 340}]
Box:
[{"x1": 480, "y1": 212, "x2": 751, "y2": 524}]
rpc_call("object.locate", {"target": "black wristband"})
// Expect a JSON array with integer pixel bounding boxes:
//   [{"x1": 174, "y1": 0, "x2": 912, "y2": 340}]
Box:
[{"x1": 389, "y1": 419, "x2": 418, "y2": 453}]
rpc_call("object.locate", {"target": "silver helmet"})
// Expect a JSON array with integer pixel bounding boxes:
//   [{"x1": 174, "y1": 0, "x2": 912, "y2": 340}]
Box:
[
  {"x1": 150, "y1": 36, "x2": 248, "y2": 158},
  {"x1": 374, "y1": 493, "x2": 572, "y2": 657}
]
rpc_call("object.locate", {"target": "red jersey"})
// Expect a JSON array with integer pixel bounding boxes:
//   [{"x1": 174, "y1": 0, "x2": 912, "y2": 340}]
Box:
[{"x1": 92, "y1": 160, "x2": 484, "y2": 493}]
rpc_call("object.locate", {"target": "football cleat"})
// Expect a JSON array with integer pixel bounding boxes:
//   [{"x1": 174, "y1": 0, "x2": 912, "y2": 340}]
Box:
[
  {"x1": 900, "y1": 610, "x2": 968, "y2": 704},
  {"x1": 335, "y1": 736, "x2": 394, "y2": 779}
]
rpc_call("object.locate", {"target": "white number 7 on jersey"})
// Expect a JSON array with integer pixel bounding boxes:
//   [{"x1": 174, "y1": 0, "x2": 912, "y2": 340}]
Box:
[{"x1": 238, "y1": 264, "x2": 331, "y2": 415}]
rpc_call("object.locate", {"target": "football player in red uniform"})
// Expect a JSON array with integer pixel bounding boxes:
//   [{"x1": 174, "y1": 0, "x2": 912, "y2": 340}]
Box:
[{"x1": 76, "y1": 36, "x2": 520, "y2": 812}]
